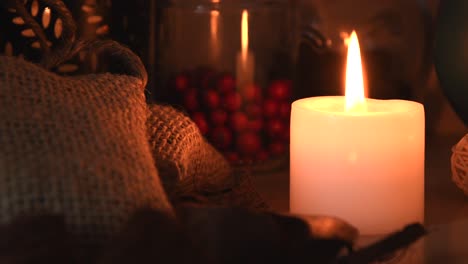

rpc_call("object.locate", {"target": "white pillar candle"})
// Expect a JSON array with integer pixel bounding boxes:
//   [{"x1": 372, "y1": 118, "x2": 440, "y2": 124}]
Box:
[{"x1": 289, "y1": 31, "x2": 425, "y2": 235}]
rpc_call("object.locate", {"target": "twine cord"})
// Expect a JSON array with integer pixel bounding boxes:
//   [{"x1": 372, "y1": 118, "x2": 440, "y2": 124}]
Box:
[
  {"x1": 14, "y1": 0, "x2": 51, "y2": 55},
  {"x1": 451, "y1": 134, "x2": 468, "y2": 195},
  {"x1": 8, "y1": 0, "x2": 147, "y2": 86}
]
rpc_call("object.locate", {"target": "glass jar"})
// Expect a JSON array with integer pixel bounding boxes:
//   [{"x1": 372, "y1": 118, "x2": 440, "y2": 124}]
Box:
[
  {"x1": 293, "y1": 0, "x2": 433, "y2": 103},
  {"x1": 154, "y1": 0, "x2": 295, "y2": 170}
]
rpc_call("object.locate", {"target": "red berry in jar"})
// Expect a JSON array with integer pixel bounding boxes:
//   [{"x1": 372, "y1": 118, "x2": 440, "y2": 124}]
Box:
[
  {"x1": 230, "y1": 112, "x2": 249, "y2": 131},
  {"x1": 192, "y1": 112, "x2": 209, "y2": 135},
  {"x1": 224, "y1": 151, "x2": 239, "y2": 163},
  {"x1": 236, "y1": 132, "x2": 261, "y2": 155},
  {"x1": 278, "y1": 102, "x2": 291, "y2": 119},
  {"x1": 203, "y1": 89, "x2": 220, "y2": 109},
  {"x1": 174, "y1": 74, "x2": 190, "y2": 92},
  {"x1": 217, "y1": 73, "x2": 236, "y2": 94},
  {"x1": 240, "y1": 157, "x2": 254, "y2": 165},
  {"x1": 269, "y1": 141, "x2": 287, "y2": 156},
  {"x1": 268, "y1": 80, "x2": 292, "y2": 100},
  {"x1": 184, "y1": 88, "x2": 199, "y2": 111},
  {"x1": 263, "y1": 99, "x2": 279, "y2": 118},
  {"x1": 192, "y1": 67, "x2": 214, "y2": 89},
  {"x1": 210, "y1": 126, "x2": 233, "y2": 150},
  {"x1": 200, "y1": 70, "x2": 217, "y2": 90},
  {"x1": 223, "y1": 92, "x2": 242, "y2": 112},
  {"x1": 267, "y1": 119, "x2": 287, "y2": 139},
  {"x1": 247, "y1": 118, "x2": 263, "y2": 132},
  {"x1": 245, "y1": 104, "x2": 262, "y2": 118},
  {"x1": 257, "y1": 150, "x2": 269, "y2": 161},
  {"x1": 242, "y1": 83, "x2": 262, "y2": 102},
  {"x1": 211, "y1": 109, "x2": 228, "y2": 125}
]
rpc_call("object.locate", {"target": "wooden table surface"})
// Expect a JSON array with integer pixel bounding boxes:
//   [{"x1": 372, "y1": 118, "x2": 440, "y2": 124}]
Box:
[{"x1": 252, "y1": 130, "x2": 468, "y2": 263}]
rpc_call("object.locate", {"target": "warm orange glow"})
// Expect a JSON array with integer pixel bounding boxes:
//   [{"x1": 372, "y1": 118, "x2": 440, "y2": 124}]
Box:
[
  {"x1": 345, "y1": 31, "x2": 367, "y2": 112},
  {"x1": 340, "y1": 31, "x2": 350, "y2": 46},
  {"x1": 241, "y1": 10, "x2": 249, "y2": 61},
  {"x1": 210, "y1": 10, "x2": 219, "y2": 37}
]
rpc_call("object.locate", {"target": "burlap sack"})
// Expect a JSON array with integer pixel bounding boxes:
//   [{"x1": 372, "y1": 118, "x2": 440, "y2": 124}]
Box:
[
  {"x1": 0, "y1": 0, "x2": 266, "y2": 241},
  {"x1": 0, "y1": 54, "x2": 172, "y2": 243},
  {"x1": 147, "y1": 104, "x2": 268, "y2": 210}
]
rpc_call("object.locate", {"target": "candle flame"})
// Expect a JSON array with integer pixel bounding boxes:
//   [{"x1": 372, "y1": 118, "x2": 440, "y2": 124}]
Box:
[
  {"x1": 345, "y1": 31, "x2": 367, "y2": 112},
  {"x1": 210, "y1": 10, "x2": 219, "y2": 37},
  {"x1": 241, "y1": 10, "x2": 249, "y2": 61}
]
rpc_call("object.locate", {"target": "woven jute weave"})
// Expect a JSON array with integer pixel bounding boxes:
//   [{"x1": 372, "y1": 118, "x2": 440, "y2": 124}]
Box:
[
  {"x1": 451, "y1": 133, "x2": 468, "y2": 195},
  {"x1": 147, "y1": 104, "x2": 268, "y2": 210},
  {"x1": 147, "y1": 104, "x2": 233, "y2": 194},
  {"x1": 0, "y1": 55, "x2": 172, "y2": 243}
]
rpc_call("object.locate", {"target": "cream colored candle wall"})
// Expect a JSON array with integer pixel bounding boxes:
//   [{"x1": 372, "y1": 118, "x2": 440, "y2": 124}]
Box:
[{"x1": 290, "y1": 96, "x2": 425, "y2": 235}]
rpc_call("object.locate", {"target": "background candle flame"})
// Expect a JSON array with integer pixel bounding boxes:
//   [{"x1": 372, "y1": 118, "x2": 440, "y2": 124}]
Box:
[
  {"x1": 210, "y1": 10, "x2": 219, "y2": 37},
  {"x1": 345, "y1": 31, "x2": 367, "y2": 112},
  {"x1": 236, "y1": 9, "x2": 254, "y2": 88},
  {"x1": 241, "y1": 10, "x2": 249, "y2": 61},
  {"x1": 210, "y1": 10, "x2": 220, "y2": 63}
]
